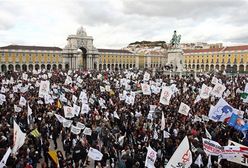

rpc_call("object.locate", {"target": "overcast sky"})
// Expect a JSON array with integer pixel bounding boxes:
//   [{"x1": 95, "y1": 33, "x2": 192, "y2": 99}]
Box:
[{"x1": 0, "y1": 0, "x2": 247, "y2": 49}]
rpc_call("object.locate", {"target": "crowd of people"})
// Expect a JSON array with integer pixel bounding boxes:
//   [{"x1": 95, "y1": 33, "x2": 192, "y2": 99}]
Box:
[{"x1": 0, "y1": 68, "x2": 247, "y2": 168}]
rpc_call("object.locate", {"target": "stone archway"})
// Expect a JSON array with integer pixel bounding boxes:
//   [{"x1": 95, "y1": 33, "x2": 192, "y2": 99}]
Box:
[
  {"x1": 63, "y1": 27, "x2": 99, "y2": 70},
  {"x1": 22, "y1": 64, "x2": 27, "y2": 71},
  {"x1": 1, "y1": 65, "x2": 7, "y2": 72}
]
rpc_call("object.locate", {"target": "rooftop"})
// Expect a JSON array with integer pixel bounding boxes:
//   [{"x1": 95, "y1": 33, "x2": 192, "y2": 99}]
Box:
[
  {"x1": 0, "y1": 45, "x2": 63, "y2": 51},
  {"x1": 184, "y1": 45, "x2": 248, "y2": 53},
  {"x1": 97, "y1": 48, "x2": 132, "y2": 54}
]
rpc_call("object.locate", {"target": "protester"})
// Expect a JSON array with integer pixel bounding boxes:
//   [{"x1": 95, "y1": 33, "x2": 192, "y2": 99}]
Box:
[{"x1": 0, "y1": 68, "x2": 247, "y2": 168}]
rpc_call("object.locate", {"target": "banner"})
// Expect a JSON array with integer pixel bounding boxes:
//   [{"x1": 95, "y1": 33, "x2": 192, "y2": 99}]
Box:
[
  {"x1": 166, "y1": 136, "x2": 192, "y2": 168},
  {"x1": 211, "y1": 83, "x2": 226, "y2": 98},
  {"x1": 200, "y1": 84, "x2": 212, "y2": 99},
  {"x1": 202, "y1": 138, "x2": 222, "y2": 156},
  {"x1": 141, "y1": 83, "x2": 151, "y2": 95},
  {"x1": 227, "y1": 140, "x2": 248, "y2": 167},
  {"x1": 73, "y1": 104, "x2": 81, "y2": 116},
  {"x1": 76, "y1": 122, "x2": 86, "y2": 130},
  {"x1": 145, "y1": 146, "x2": 157, "y2": 168},
  {"x1": 161, "y1": 111, "x2": 165, "y2": 130},
  {"x1": 71, "y1": 125, "x2": 81, "y2": 135},
  {"x1": 12, "y1": 120, "x2": 26, "y2": 154},
  {"x1": 81, "y1": 103, "x2": 90, "y2": 114},
  {"x1": 38, "y1": 80, "x2": 50, "y2": 98},
  {"x1": 208, "y1": 98, "x2": 235, "y2": 122},
  {"x1": 62, "y1": 119, "x2": 73, "y2": 128},
  {"x1": 64, "y1": 106, "x2": 74, "y2": 118},
  {"x1": 160, "y1": 86, "x2": 172, "y2": 105},
  {"x1": 211, "y1": 76, "x2": 218, "y2": 85},
  {"x1": 178, "y1": 102, "x2": 190, "y2": 116},
  {"x1": 87, "y1": 147, "x2": 103, "y2": 161},
  {"x1": 83, "y1": 127, "x2": 92, "y2": 136}
]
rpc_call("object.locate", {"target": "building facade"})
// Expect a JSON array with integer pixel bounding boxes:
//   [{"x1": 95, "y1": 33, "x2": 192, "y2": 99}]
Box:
[
  {"x1": 184, "y1": 45, "x2": 248, "y2": 73},
  {"x1": 0, "y1": 27, "x2": 166, "y2": 72}
]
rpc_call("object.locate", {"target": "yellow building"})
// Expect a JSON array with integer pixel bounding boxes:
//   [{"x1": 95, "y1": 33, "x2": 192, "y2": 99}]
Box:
[
  {"x1": 184, "y1": 45, "x2": 248, "y2": 73},
  {"x1": 0, "y1": 45, "x2": 63, "y2": 72}
]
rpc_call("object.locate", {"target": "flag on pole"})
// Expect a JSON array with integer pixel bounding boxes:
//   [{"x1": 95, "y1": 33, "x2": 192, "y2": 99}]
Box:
[
  {"x1": 12, "y1": 120, "x2": 26, "y2": 154},
  {"x1": 194, "y1": 154, "x2": 203, "y2": 168},
  {"x1": 30, "y1": 128, "x2": 41, "y2": 138},
  {"x1": 166, "y1": 136, "x2": 192, "y2": 168},
  {"x1": 145, "y1": 146, "x2": 157, "y2": 168},
  {"x1": 27, "y1": 104, "x2": 32, "y2": 125},
  {"x1": 161, "y1": 111, "x2": 165, "y2": 130},
  {"x1": 207, "y1": 155, "x2": 212, "y2": 168},
  {"x1": 0, "y1": 147, "x2": 11, "y2": 167},
  {"x1": 240, "y1": 92, "x2": 248, "y2": 99},
  {"x1": 205, "y1": 127, "x2": 212, "y2": 139},
  {"x1": 48, "y1": 150, "x2": 58, "y2": 166},
  {"x1": 56, "y1": 99, "x2": 62, "y2": 109}
]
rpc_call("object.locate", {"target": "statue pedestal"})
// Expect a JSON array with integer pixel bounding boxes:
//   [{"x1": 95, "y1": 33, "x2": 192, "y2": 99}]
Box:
[{"x1": 167, "y1": 48, "x2": 184, "y2": 72}]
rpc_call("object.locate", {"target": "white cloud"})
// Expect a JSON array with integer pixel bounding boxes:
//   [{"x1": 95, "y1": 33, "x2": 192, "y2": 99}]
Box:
[{"x1": 0, "y1": 0, "x2": 247, "y2": 49}]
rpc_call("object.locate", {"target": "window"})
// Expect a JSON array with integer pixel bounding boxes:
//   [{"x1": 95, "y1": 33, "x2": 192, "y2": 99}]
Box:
[{"x1": 241, "y1": 58, "x2": 244, "y2": 63}]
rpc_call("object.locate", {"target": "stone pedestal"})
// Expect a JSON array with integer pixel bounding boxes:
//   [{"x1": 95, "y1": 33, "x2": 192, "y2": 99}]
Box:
[{"x1": 167, "y1": 48, "x2": 184, "y2": 72}]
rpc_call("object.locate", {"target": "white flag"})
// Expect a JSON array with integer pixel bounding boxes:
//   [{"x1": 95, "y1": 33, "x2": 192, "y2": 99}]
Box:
[
  {"x1": 163, "y1": 130, "x2": 171, "y2": 138},
  {"x1": 143, "y1": 72, "x2": 150, "y2": 81},
  {"x1": 161, "y1": 111, "x2": 165, "y2": 130},
  {"x1": 0, "y1": 147, "x2": 11, "y2": 166},
  {"x1": 160, "y1": 86, "x2": 172, "y2": 105},
  {"x1": 211, "y1": 83, "x2": 226, "y2": 98},
  {"x1": 202, "y1": 138, "x2": 222, "y2": 156},
  {"x1": 200, "y1": 84, "x2": 212, "y2": 99},
  {"x1": 64, "y1": 106, "x2": 74, "y2": 118},
  {"x1": 55, "y1": 114, "x2": 65, "y2": 123},
  {"x1": 81, "y1": 103, "x2": 90, "y2": 114},
  {"x1": 211, "y1": 76, "x2": 218, "y2": 85},
  {"x1": 145, "y1": 146, "x2": 157, "y2": 168},
  {"x1": 14, "y1": 105, "x2": 22, "y2": 113},
  {"x1": 63, "y1": 119, "x2": 73, "y2": 128},
  {"x1": 194, "y1": 154, "x2": 203, "y2": 168},
  {"x1": 141, "y1": 83, "x2": 151, "y2": 95},
  {"x1": 38, "y1": 80, "x2": 50, "y2": 98},
  {"x1": 207, "y1": 155, "x2": 212, "y2": 168},
  {"x1": 72, "y1": 95, "x2": 78, "y2": 104},
  {"x1": 19, "y1": 96, "x2": 27, "y2": 107},
  {"x1": 205, "y1": 128, "x2": 212, "y2": 139},
  {"x1": 12, "y1": 120, "x2": 26, "y2": 154},
  {"x1": 178, "y1": 102, "x2": 190, "y2": 116},
  {"x1": 27, "y1": 104, "x2": 32, "y2": 124},
  {"x1": 87, "y1": 147, "x2": 103, "y2": 161},
  {"x1": 166, "y1": 136, "x2": 192, "y2": 168},
  {"x1": 70, "y1": 125, "x2": 81, "y2": 135},
  {"x1": 113, "y1": 111, "x2": 120, "y2": 119}
]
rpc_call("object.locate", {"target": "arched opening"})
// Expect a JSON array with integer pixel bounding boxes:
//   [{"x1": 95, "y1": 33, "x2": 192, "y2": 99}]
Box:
[
  {"x1": 99, "y1": 64, "x2": 102, "y2": 70},
  {"x1": 28, "y1": 64, "x2": 33, "y2": 71},
  {"x1": 41, "y1": 64, "x2": 46, "y2": 70},
  {"x1": 221, "y1": 65, "x2": 225, "y2": 71},
  {"x1": 8, "y1": 64, "x2": 14, "y2": 71},
  {"x1": 1, "y1": 65, "x2": 7, "y2": 72},
  {"x1": 232, "y1": 65, "x2": 237, "y2": 73},
  {"x1": 226, "y1": 65, "x2": 231, "y2": 73},
  {"x1": 103, "y1": 64, "x2": 106, "y2": 70},
  {"x1": 94, "y1": 63, "x2": 97, "y2": 69},
  {"x1": 22, "y1": 64, "x2": 27, "y2": 72},
  {"x1": 192, "y1": 64, "x2": 195, "y2": 69},
  {"x1": 58, "y1": 64, "x2": 63, "y2": 70},
  {"x1": 215, "y1": 65, "x2": 219, "y2": 71},
  {"x1": 130, "y1": 64, "x2": 132, "y2": 68},
  {"x1": 35, "y1": 64, "x2": 39, "y2": 70},
  {"x1": 246, "y1": 65, "x2": 248, "y2": 72},
  {"x1": 133, "y1": 64, "x2": 135, "y2": 69},
  {"x1": 115, "y1": 64, "x2": 118, "y2": 71},
  {"x1": 111, "y1": 64, "x2": 114, "y2": 70},
  {"x1": 52, "y1": 64, "x2": 57, "y2": 70},
  {"x1": 126, "y1": 64, "x2": 129, "y2": 69},
  {"x1": 119, "y1": 64, "x2": 122, "y2": 70},
  {"x1": 201, "y1": 64, "x2": 204, "y2": 71},
  {"x1": 196, "y1": 64, "x2": 200, "y2": 71},
  {"x1": 47, "y1": 64, "x2": 51, "y2": 70},
  {"x1": 107, "y1": 64, "x2": 110, "y2": 70},
  {"x1": 210, "y1": 64, "x2": 214, "y2": 71},
  {"x1": 15, "y1": 64, "x2": 21, "y2": 71},
  {"x1": 80, "y1": 47, "x2": 87, "y2": 70},
  {"x1": 205, "y1": 65, "x2": 209, "y2": 71},
  {"x1": 123, "y1": 64, "x2": 125, "y2": 69},
  {"x1": 188, "y1": 64, "x2": 191, "y2": 69},
  {"x1": 65, "y1": 64, "x2": 69, "y2": 70},
  {"x1": 239, "y1": 65, "x2": 244, "y2": 72}
]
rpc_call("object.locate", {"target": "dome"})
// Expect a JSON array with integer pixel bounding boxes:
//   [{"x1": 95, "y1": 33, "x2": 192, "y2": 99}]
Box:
[{"x1": 76, "y1": 27, "x2": 87, "y2": 36}]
